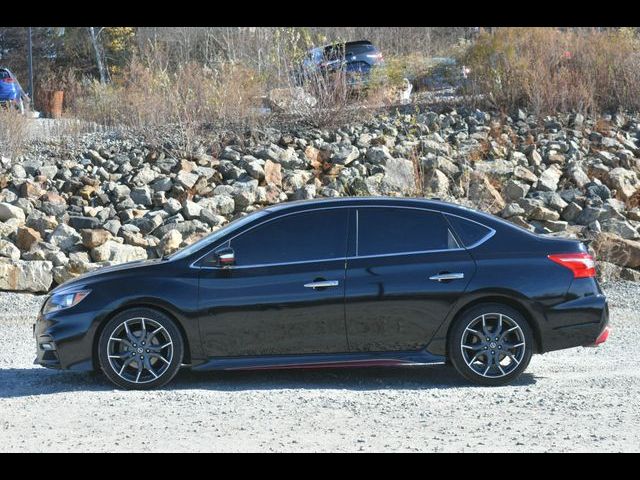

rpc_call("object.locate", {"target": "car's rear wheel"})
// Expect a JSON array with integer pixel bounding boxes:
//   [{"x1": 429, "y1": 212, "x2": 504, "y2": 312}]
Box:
[
  {"x1": 98, "y1": 308, "x2": 184, "y2": 390},
  {"x1": 448, "y1": 303, "x2": 533, "y2": 386}
]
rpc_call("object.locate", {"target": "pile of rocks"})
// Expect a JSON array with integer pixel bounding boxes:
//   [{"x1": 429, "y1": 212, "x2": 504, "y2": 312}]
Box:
[{"x1": 1, "y1": 107, "x2": 640, "y2": 292}]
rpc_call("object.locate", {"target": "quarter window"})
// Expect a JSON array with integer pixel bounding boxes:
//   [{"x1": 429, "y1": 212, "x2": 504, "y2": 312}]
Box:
[
  {"x1": 231, "y1": 209, "x2": 348, "y2": 266},
  {"x1": 445, "y1": 215, "x2": 493, "y2": 247},
  {"x1": 357, "y1": 208, "x2": 458, "y2": 256}
]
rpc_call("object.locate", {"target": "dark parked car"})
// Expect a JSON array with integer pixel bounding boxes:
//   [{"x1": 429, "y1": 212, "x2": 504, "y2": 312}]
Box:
[
  {"x1": 35, "y1": 197, "x2": 610, "y2": 390},
  {"x1": 0, "y1": 67, "x2": 26, "y2": 114},
  {"x1": 295, "y1": 40, "x2": 384, "y2": 87}
]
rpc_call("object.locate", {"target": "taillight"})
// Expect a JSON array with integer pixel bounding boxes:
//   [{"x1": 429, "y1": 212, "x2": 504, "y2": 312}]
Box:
[
  {"x1": 548, "y1": 253, "x2": 596, "y2": 278},
  {"x1": 2, "y1": 77, "x2": 14, "y2": 83},
  {"x1": 594, "y1": 326, "x2": 610, "y2": 346}
]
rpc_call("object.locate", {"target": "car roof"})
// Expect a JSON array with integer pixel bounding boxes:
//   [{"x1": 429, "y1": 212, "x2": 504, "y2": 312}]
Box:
[
  {"x1": 263, "y1": 196, "x2": 475, "y2": 215},
  {"x1": 318, "y1": 40, "x2": 375, "y2": 50},
  {"x1": 260, "y1": 196, "x2": 527, "y2": 233}
]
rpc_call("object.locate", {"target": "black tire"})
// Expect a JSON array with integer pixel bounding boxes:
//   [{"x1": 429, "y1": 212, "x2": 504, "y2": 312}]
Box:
[
  {"x1": 448, "y1": 303, "x2": 533, "y2": 386},
  {"x1": 98, "y1": 308, "x2": 184, "y2": 390}
]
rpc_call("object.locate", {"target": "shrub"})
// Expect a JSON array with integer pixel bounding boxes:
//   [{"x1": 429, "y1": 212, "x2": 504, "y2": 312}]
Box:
[
  {"x1": 0, "y1": 109, "x2": 30, "y2": 157},
  {"x1": 462, "y1": 27, "x2": 640, "y2": 115}
]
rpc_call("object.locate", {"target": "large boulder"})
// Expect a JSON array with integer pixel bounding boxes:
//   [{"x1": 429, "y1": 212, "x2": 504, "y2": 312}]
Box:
[
  {"x1": 90, "y1": 240, "x2": 147, "y2": 263},
  {"x1": 159, "y1": 230, "x2": 183, "y2": 256},
  {"x1": 16, "y1": 226, "x2": 42, "y2": 251},
  {"x1": 536, "y1": 165, "x2": 563, "y2": 192},
  {"x1": 0, "y1": 259, "x2": 53, "y2": 292},
  {"x1": 380, "y1": 158, "x2": 416, "y2": 194},
  {"x1": 606, "y1": 168, "x2": 639, "y2": 200},
  {"x1": 0, "y1": 202, "x2": 25, "y2": 222},
  {"x1": 423, "y1": 169, "x2": 450, "y2": 198},
  {"x1": 0, "y1": 239, "x2": 20, "y2": 261},
  {"x1": 591, "y1": 233, "x2": 640, "y2": 269},
  {"x1": 467, "y1": 174, "x2": 505, "y2": 214},
  {"x1": 48, "y1": 224, "x2": 82, "y2": 252}
]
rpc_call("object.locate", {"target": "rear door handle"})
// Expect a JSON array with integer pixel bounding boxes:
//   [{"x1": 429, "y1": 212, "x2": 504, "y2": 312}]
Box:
[
  {"x1": 429, "y1": 272, "x2": 464, "y2": 282},
  {"x1": 304, "y1": 280, "x2": 340, "y2": 289}
]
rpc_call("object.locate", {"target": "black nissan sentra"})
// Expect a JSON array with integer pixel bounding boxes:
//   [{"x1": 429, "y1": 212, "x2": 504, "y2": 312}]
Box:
[{"x1": 34, "y1": 197, "x2": 610, "y2": 390}]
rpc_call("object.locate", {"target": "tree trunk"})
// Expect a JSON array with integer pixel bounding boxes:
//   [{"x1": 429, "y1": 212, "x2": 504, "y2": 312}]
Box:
[{"x1": 88, "y1": 27, "x2": 108, "y2": 84}]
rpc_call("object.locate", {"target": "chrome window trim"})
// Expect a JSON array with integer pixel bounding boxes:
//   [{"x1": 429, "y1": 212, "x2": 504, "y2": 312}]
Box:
[
  {"x1": 355, "y1": 209, "x2": 359, "y2": 257},
  {"x1": 198, "y1": 256, "x2": 348, "y2": 270},
  {"x1": 190, "y1": 203, "x2": 496, "y2": 270}
]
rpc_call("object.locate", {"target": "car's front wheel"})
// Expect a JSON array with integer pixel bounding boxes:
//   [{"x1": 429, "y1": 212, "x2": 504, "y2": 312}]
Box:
[
  {"x1": 98, "y1": 308, "x2": 184, "y2": 390},
  {"x1": 448, "y1": 303, "x2": 533, "y2": 386}
]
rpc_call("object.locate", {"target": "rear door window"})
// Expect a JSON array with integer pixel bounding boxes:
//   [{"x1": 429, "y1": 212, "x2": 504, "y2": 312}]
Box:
[{"x1": 357, "y1": 208, "x2": 458, "y2": 257}]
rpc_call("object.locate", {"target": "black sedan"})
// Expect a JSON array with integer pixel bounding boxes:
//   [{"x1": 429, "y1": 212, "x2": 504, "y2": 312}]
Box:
[{"x1": 34, "y1": 197, "x2": 610, "y2": 389}]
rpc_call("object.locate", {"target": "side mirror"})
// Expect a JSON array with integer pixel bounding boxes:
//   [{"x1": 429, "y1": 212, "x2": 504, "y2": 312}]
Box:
[{"x1": 215, "y1": 247, "x2": 235, "y2": 268}]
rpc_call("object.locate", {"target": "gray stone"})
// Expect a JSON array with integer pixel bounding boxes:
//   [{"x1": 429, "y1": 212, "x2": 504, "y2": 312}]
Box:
[
  {"x1": 606, "y1": 168, "x2": 639, "y2": 200},
  {"x1": 513, "y1": 165, "x2": 538, "y2": 184},
  {"x1": 423, "y1": 169, "x2": 450, "y2": 198},
  {"x1": 176, "y1": 171, "x2": 200, "y2": 189},
  {"x1": 504, "y1": 180, "x2": 530, "y2": 201},
  {"x1": 91, "y1": 240, "x2": 147, "y2": 263},
  {"x1": 600, "y1": 218, "x2": 640, "y2": 240},
  {"x1": 0, "y1": 202, "x2": 25, "y2": 222},
  {"x1": 182, "y1": 200, "x2": 202, "y2": 220},
  {"x1": 48, "y1": 224, "x2": 82, "y2": 252},
  {"x1": 331, "y1": 144, "x2": 360, "y2": 165},
  {"x1": 501, "y1": 203, "x2": 526, "y2": 218},
  {"x1": 164, "y1": 198, "x2": 182, "y2": 215},
  {"x1": 536, "y1": 165, "x2": 563, "y2": 192},
  {"x1": 159, "y1": 230, "x2": 183, "y2": 256},
  {"x1": 562, "y1": 202, "x2": 583, "y2": 222},
  {"x1": 381, "y1": 158, "x2": 416, "y2": 194},
  {"x1": 130, "y1": 187, "x2": 152, "y2": 206},
  {"x1": 0, "y1": 239, "x2": 20, "y2": 261},
  {"x1": 68, "y1": 216, "x2": 101, "y2": 230},
  {"x1": 365, "y1": 146, "x2": 393, "y2": 165},
  {"x1": 0, "y1": 259, "x2": 53, "y2": 292}
]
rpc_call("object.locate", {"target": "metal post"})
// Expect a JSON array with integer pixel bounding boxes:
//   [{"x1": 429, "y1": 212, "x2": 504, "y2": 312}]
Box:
[{"x1": 27, "y1": 27, "x2": 34, "y2": 107}]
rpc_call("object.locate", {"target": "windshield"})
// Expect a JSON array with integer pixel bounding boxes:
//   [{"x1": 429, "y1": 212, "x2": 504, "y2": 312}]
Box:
[{"x1": 167, "y1": 209, "x2": 269, "y2": 261}]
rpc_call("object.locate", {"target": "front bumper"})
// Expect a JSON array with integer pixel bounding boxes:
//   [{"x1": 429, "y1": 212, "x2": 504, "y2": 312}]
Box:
[{"x1": 33, "y1": 309, "x2": 98, "y2": 371}]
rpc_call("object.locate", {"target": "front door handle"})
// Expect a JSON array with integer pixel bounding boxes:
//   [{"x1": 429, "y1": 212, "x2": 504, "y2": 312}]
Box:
[
  {"x1": 429, "y1": 272, "x2": 465, "y2": 282},
  {"x1": 304, "y1": 280, "x2": 340, "y2": 289}
]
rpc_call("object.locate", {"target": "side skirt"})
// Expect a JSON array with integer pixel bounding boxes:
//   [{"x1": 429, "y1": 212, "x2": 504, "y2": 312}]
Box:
[{"x1": 191, "y1": 350, "x2": 446, "y2": 372}]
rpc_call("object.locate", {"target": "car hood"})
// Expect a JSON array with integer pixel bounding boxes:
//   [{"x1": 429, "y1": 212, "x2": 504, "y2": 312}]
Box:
[{"x1": 51, "y1": 259, "x2": 164, "y2": 294}]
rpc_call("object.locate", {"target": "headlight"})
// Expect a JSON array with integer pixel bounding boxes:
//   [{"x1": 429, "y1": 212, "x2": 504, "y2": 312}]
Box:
[{"x1": 42, "y1": 290, "x2": 91, "y2": 315}]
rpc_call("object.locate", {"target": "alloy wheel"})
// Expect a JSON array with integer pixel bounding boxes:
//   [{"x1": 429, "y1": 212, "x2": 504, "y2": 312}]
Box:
[
  {"x1": 106, "y1": 317, "x2": 174, "y2": 385},
  {"x1": 460, "y1": 313, "x2": 526, "y2": 379}
]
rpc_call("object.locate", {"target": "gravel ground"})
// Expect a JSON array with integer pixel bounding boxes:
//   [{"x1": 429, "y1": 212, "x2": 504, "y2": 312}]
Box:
[{"x1": 0, "y1": 282, "x2": 638, "y2": 452}]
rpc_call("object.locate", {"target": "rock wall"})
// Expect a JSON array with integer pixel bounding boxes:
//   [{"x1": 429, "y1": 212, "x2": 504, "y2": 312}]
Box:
[{"x1": 1, "y1": 107, "x2": 640, "y2": 292}]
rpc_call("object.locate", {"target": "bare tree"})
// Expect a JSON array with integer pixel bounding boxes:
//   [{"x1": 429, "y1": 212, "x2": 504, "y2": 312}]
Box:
[{"x1": 88, "y1": 27, "x2": 108, "y2": 83}]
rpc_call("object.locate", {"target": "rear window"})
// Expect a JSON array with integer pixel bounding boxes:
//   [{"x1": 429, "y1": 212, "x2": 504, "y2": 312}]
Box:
[
  {"x1": 0, "y1": 70, "x2": 11, "y2": 79},
  {"x1": 345, "y1": 43, "x2": 377, "y2": 56},
  {"x1": 445, "y1": 215, "x2": 493, "y2": 247},
  {"x1": 358, "y1": 208, "x2": 458, "y2": 257}
]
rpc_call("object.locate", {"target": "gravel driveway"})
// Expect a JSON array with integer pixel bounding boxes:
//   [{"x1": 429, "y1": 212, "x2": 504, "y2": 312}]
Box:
[{"x1": 0, "y1": 282, "x2": 638, "y2": 452}]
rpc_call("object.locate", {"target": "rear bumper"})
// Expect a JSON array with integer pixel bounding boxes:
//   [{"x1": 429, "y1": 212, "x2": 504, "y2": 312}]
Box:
[{"x1": 541, "y1": 294, "x2": 609, "y2": 352}]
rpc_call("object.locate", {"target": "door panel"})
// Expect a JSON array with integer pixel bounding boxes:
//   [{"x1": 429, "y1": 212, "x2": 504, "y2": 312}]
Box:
[
  {"x1": 345, "y1": 207, "x2": 476, "y2": 352},
  {"x1": 197, "y1": 207, "x2": 350, "y2": 357},
  {"x1": 345, "y1": 251, "x2": 475, "y2": 351},
  {"x1": 198, "y1": 260, "x2": 348, "y2": 356}
]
